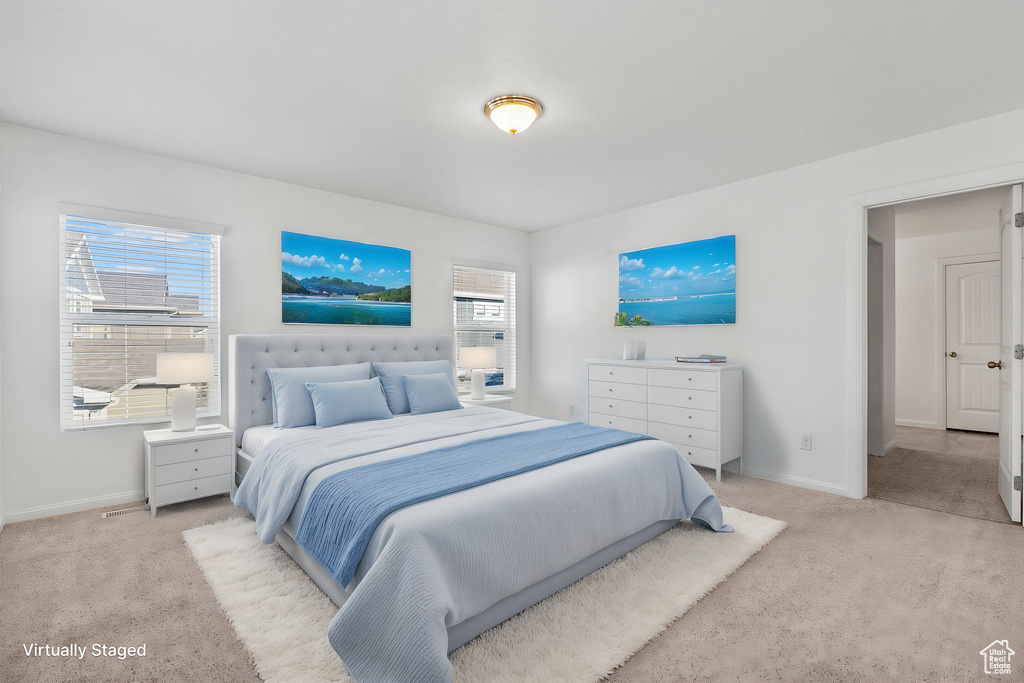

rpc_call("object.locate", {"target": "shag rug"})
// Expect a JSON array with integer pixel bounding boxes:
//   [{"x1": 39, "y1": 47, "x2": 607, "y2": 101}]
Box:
[{"x1": 183, "y1": 507, "x2": 785, "y2": 682}]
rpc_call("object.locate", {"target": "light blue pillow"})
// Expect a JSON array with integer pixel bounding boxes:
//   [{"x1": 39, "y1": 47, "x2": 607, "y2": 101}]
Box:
[
  {"x1": 403, "y1": 373, "x2": 464, "y2": 415},
  {"x1": 304, "y1": 377, "x2": 393, "y2": 428},
  {"x1": 372, "y1": 360, "x2": 457, "y2": 414},
  {"x1": 267, "y1": 363, "x2": 373, "y2": 428}
]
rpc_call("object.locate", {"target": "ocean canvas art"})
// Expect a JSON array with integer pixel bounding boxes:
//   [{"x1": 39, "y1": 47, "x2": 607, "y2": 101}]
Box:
[
  {"x1": 617, "y1": 235, "x2": 736, "y2": 325},
  {"x1": 281, "y1": 231, "x2": 411, "y2": 326}
]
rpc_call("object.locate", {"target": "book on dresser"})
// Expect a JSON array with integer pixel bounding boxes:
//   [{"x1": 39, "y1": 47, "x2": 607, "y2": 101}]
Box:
[
  {"x1": 583, "y1": 359, "x2": 742, "y2": 482},
  {"x1": 675, "y1": 354, "x2": 727, "y2": 363}
]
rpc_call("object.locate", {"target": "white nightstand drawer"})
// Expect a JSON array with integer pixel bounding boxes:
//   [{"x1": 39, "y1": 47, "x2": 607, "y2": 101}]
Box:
[
  {"x1": 154, "y1": 473, "x2": 231, "y2": 507},
  {"x1": 589, "y1": 397, "x2": 647, "y2": 420},
  {"x1": 647, "y1": 422, "x2": 718, "y2": 450},
  {"x1": 589, "y1": 380, "x2": 647, "y2": 403},
  {"x1": 670, "y1": 443, "x2": 718, "y2": 469},
  {"x1": 647, "y1": 385, "x2": 718, "y2": 411},
  {"x1": 648, "y1": 368, "x2": 718, "y2": 392},
  {"x1": 152, "y1": 436, "x2": 232, "y2": 466},
  {"x1": 648, "y1": 404, "x2": 718, "y2": 431},
  {"x1": 588, "y1": 365, "x2": 648, "y2": 385},
  {"x1": 591, "y1": 413, "x2": 647, "y2": 435},
  {"x1": 155, "y1": 454, "x2": 232, "y2": 486}
]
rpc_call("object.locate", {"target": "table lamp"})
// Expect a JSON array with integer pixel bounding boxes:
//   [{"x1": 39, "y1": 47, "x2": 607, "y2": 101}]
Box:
[
  {"x1": 459, "y1": 347, "x2": 496, "y2": 400},
  {"x1": 156, "y1": 352, "x2": 214, "y2": 431}
]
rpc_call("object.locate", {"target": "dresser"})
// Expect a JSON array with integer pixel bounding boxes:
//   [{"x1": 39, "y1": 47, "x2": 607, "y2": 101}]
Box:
[
  {"x1": 584, "y1": 359, "x2": 742, "y2": 481},
  {"x1": 144, "y1": 425, "x2": 234, "y2": 516}
]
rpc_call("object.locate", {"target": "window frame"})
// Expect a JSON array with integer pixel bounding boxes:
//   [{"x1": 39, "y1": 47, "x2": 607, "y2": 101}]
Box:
[{"x1": 58, "y1": 204, "x2": 225, "y2": 431}]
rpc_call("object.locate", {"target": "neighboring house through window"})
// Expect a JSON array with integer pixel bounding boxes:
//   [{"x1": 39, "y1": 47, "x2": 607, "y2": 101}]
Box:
[
  {"x1": 453, "y1": 262, "x2": 516, "y2": 393},
  {"x1": 59, "y1": 206, "x2": 223, "y2": 430}
]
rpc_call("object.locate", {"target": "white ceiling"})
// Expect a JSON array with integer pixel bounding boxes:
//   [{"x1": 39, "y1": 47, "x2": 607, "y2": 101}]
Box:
[{"x1": 3, "y1": 1, "x2": 1024, "y2": 232}]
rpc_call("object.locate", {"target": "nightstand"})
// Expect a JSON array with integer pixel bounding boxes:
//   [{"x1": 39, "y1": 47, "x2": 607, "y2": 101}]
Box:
[
  {"x1": 459, "y1": 394, "x2": 513, "y2": 410},
  {"x1": 144, "y1": 425, "x2": 234, "y2": 516}
]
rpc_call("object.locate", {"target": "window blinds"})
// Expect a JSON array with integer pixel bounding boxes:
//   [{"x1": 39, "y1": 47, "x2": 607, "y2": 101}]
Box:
[
  {"x1": 453, "y1": 264, "x2": 516, "y2": 391},
  {"x1": 59, "y1": 213, "x2": 221, "y2": 430}
]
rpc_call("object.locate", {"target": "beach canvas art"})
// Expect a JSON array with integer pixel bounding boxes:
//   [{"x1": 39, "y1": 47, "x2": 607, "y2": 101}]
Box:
[
  {"x1": 617, "y1": 235, "x2": 736, "y2": 325},
  {"x1": 281, "y1": 231, "x2": 411, "y2": 326}
]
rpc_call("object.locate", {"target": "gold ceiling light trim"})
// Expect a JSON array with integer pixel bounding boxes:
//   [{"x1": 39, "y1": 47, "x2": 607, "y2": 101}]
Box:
[{"x1": 484, "y1": 95, "x2": 543, "y2": 135}]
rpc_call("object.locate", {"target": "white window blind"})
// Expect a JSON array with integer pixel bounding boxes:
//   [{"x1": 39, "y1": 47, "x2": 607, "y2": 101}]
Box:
[
  {"x1": 59, "y1": 212, "x2": 221, "y2": 430},
  {"x1": 453, "y1": 264, "x2": 516, "y2": 392}
]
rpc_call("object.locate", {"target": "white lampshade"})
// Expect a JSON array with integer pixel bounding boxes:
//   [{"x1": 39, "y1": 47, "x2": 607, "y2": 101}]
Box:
[
  {"x1": 156, "y1": 353, "x2": 214, "y2": 385},
  {"x1": 484, "y1": 95, "x2": 543, "y2": 135},
  {"x1": 460, "y1": 347, "x2": 497, "y2": 370}
]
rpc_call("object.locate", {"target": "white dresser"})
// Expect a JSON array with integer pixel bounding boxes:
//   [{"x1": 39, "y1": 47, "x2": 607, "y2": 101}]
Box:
[
  {"x1": 144, "y1": 425, "x2": 234, "y2": 516},
  {"x1": 584, "y1": 359, "x2": 742, "y2": 481}
]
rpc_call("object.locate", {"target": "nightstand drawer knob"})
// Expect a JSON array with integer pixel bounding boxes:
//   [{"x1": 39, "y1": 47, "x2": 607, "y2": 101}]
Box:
[
  {"x1": 195, "y1": 467, "x2": 199, "y2": 472},
  {"x1": 194, "y1": 448, "x2": 199, "y2": 452},
  {"x1": 194, "y1": 486, "x2": 199, "y2": 491}
]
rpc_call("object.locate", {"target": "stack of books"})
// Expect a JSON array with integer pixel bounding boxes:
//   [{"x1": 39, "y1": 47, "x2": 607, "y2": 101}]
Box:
[{"x1": 675, "y1": 354, "x2": 727, "y2": 363}]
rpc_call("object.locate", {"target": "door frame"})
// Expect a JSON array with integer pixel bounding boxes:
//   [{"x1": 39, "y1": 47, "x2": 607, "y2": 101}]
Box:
[
  {"x1": 938, "y1": 254, "x2": 1000, "y2": 432},
  {"x1": 848, "y1": 161, "x2": 1024, "y2": 500}
]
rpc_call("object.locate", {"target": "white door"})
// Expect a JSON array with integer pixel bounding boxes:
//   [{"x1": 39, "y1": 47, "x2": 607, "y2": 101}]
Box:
[
  {"x1": 945, "y1": 261, "x2": 1000, "y2": 432},
  {"x1": 998, "y1": 184, "x2": 1023, "y2": 523}
]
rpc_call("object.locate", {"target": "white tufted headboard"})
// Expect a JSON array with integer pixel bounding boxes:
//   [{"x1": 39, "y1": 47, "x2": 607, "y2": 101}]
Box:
[{"x1": 228, "y1": 333, "x2": 456, "y2": 447}]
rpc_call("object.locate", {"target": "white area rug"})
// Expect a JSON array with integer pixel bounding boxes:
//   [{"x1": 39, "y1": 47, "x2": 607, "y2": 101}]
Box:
[{"x1": 184, "y1": 507, "x2": 785, "y2": 683}]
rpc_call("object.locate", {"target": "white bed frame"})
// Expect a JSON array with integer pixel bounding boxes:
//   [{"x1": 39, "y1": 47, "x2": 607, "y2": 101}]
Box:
[{"x1": 228, "y1": 333, "x2": 676, "y2": 652}]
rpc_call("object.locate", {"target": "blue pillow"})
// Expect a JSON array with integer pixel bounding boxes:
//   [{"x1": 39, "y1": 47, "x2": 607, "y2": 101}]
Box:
[
  {"x1": 267, "y1": 363, "x2": 372, "y2": 428},
  {"x1": 371, "y1": 360, "x2": 457, "y2": 414},
  {"x1": 403, "y1": 373, "x2": 464, "y2": 415},
  {"x1": 304, "y1": 377, "x2": 394, "y2": 428}
]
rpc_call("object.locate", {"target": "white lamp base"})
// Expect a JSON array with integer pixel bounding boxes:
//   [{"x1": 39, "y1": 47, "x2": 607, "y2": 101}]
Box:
[
  {"x1": 470, "y1": 369, "x2": 486, "y2": 400},
  {"x1": 170, "y1": 384, "x2": 198, "y2": 432}
]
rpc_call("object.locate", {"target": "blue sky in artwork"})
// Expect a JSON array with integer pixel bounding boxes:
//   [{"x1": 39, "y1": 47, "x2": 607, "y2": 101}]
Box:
[
  {"x1": 618, "y1": 235, "x2": 735, "y2": 298},
  {"x1": 282, "y1": 231, "x2": 411, "y2": 289}
]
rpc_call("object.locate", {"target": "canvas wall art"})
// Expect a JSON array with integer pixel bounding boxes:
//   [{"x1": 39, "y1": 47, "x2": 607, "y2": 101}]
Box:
[
  {"x1": 617, "y1": 235, "x2": 736, "y2": 325},
  {"x1": 281, "y1": 231, "x2": 411, "y2": 326}
]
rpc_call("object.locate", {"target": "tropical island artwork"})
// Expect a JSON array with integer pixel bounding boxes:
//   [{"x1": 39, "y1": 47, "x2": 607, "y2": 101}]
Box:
[
  {"x1": 281, "y1": 231, "x2": 411, "y2": 326},
  {"x1": 617, "y1": 235, "x2": 736, "y2": 326}
]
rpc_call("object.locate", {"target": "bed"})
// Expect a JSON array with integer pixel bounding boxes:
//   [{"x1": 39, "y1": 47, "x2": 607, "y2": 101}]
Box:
[{"x1": 229, "y1": 333, "x2": 730, "y2": 683}]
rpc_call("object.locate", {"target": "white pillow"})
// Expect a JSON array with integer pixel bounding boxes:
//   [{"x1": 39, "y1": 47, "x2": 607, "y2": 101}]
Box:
[{"x1": 267, "y1": 363, "x2": 373, "y2": 428}]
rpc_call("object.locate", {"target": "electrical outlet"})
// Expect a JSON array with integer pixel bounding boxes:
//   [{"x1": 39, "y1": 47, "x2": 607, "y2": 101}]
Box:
[
  {"x1": 569, "y1": 404, "x2": 575, "y2": 417},
  {"x1": 800, "y1": 434, "x2": 812, "y2": 451}
]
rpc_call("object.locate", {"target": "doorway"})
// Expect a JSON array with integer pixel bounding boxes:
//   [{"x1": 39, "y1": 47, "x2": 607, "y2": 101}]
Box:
[{"x1": 866, "y1": 186, "x2": 1016, "y2": 523}]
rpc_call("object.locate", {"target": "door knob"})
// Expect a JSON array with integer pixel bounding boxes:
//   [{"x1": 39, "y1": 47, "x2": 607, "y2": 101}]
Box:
[
  {"x1": 988, "y1": 360, "x2": 1002, "y2": 369},
  {"x1": 946, "y1": 351, "x2": 957, "y2": 358}
]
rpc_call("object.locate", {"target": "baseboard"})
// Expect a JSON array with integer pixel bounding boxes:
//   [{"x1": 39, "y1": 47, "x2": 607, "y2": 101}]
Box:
[
  {"x1": 4, "y1": 490, "x2": 145, "y2": 524},
  {"x1": 740, "y1": 466, "x2": 851, "y2": 498},
  {"x1": 895, "y1": 418, "x2": 939, "y2": 429},
  {"x1": 884, "y1": 438, "x2": 899, "y2": 454}
]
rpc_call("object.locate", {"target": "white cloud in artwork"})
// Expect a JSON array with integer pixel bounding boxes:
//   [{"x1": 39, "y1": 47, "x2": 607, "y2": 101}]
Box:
[
  {"x1": 650, "y1": 265, "x2": 688, "y2": 279},
  {"x1": 619, "y1": 255, "x2": 645, "y2": 271},
  {"x1": 339, "y1": 253, "x2": 351, "y2": 261},
  {"x1": 349, "y1": 257, "x2": 363, "y2": 274},
  {"x1": 282, "y1": 252, "x2": 328, "y2": 268},
  {"x1": 619, "y1": 274, "x2": 643, "y2": 287}
]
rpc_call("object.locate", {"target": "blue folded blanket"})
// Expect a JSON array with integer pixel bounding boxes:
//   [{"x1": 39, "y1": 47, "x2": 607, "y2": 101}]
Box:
[{"x1": 295, "y1": 422, "x2": 653, "y2": 586}]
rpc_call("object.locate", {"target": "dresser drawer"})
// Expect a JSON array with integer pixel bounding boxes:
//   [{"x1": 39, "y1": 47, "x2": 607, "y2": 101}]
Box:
[
  {"x1": 155, "y1": 454, "x2": 232, "y2": 486},
  {"x1": 648, "y1": 404, "x2": 718, "y2": 431},
  {"x1": 151, "y1": 436, "x2": 232, "y2": 466},
  {"x1": 589, "y1": 397, "x2": 647, "y2": 420},
  {"x1": 589, "y1": 413, "x2": 647, "y2": 435},
  {"x1": 669, "y1": 443, "x2": 719, "y2": 469},
  {"x1": 589, "y1": 380, "x2": 647, "y2": 403},
  {"x1": 648, "y1": 368, "x2": 718, "y2": 392},
  {"x1": 647, "y1": 422, "x2": 718, "y2": 450},
  {"x1": 647, "y1": 385, "x2": 718, "y2": 411},
  {"x1": 589, "y1": 365, "x2": 647, "y2": 385},
  {"x1": 153, "y1": 473, "x2": 231, "y2": 507}
]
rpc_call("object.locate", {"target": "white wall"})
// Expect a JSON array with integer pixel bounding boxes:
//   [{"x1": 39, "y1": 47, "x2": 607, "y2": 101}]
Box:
[
  {"x1": 867, "y1": 207, "x2": 896, "y2": 455},
  {"x1": 531, "y1": 108, "x2": 1024, "y2": 496},
  {"x1": 0, "y1": 122, "x2": 532, "y2": 521},
  {"x1": 895, "y1": 227, "x2": 1000, "y2": 429}
]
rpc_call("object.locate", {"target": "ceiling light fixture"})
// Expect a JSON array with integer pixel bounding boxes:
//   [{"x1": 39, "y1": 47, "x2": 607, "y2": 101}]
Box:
[{"x1": 484, "y1": 95, "x2": 543, "y2": 135}]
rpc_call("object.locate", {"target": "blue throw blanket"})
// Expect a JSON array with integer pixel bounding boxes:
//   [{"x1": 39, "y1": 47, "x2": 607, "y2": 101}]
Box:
[{"x1": 295, "y1": 422, "x2": 653, "y2": 586}]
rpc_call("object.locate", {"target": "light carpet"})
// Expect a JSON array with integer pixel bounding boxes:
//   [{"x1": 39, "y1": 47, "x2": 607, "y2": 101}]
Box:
[{"x1": 183, "y1": 506, "x2": 785, "y2": 683}]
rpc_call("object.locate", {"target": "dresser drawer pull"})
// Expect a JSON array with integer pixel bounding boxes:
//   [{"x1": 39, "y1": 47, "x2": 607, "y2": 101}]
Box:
[
  {"x1": 194, "y1": 448, "x2": 199, "y2": 452},
  {"x1": 194, "y1": 467, "x2": 199, "y2": 472},
  {"x1": 687, "y1": 377, "x2": 692, "y2": 382},
  {"x1": 688, "y1": 415, "x2": 692, "y2": 419},
  {"x1": 194, "y1": 486, "x2": 199, "y2": 491}
]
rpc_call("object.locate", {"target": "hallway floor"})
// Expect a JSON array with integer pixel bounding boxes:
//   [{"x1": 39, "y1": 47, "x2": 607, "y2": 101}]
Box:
[{"x1": 894, "y1": 425, "x2": 998, "y2": 459}]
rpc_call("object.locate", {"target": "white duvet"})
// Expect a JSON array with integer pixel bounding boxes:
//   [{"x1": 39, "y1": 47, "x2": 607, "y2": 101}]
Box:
[{"x1": 235, "y1": 406, "x2": 729, "y2": 683}]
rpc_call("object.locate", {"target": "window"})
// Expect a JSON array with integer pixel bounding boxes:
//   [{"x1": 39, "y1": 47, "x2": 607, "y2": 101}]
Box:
[
  {"x1": 59, "y1": 207, "x2": 222, "y2": 430},
  {"x1": 453, "y1": 263, "x2": 516, "y2": 392}
]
